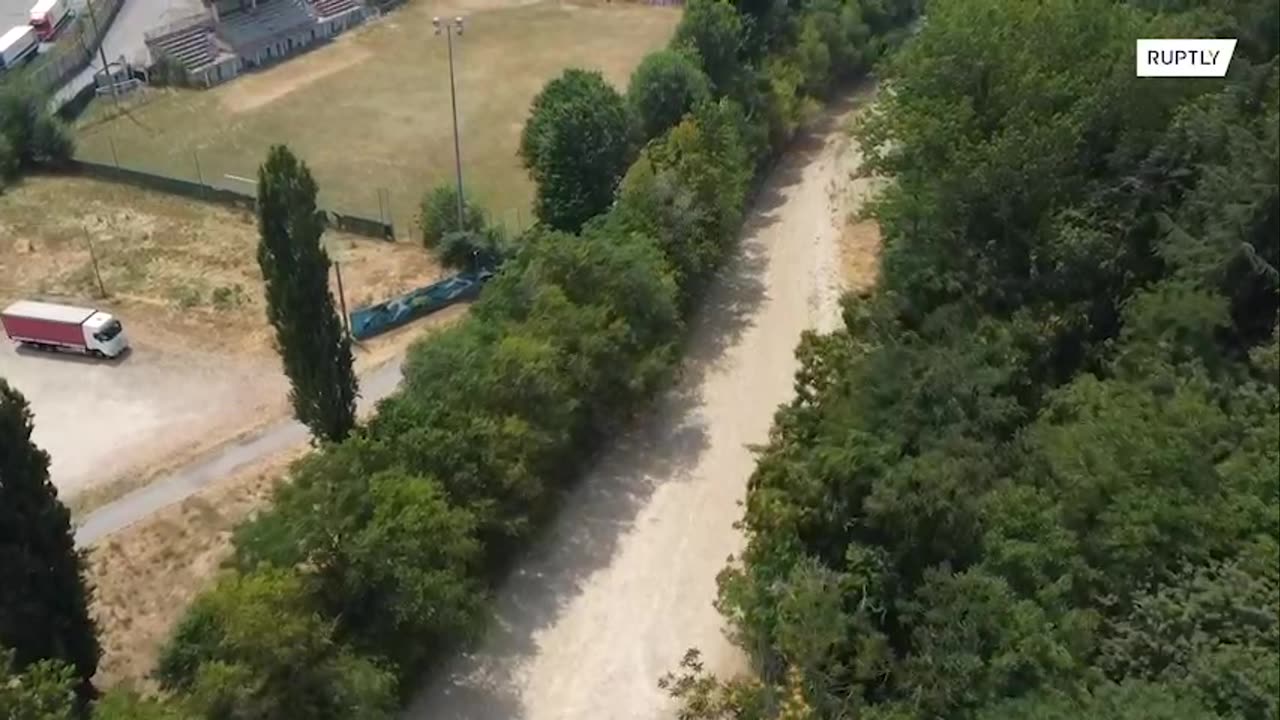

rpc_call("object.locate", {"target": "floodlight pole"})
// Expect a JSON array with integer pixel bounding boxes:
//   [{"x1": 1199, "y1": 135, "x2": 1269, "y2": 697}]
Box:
[{"x1": 435, "y1": 16, "x2": 466, "y2": 231}]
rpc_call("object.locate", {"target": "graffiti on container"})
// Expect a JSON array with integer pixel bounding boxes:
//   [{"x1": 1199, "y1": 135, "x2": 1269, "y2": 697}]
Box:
[{"x1": 349, "y1": 269, "x2": 492, "y2": 340}]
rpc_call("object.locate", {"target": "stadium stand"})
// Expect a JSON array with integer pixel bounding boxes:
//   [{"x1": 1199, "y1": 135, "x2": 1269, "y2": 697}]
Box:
[{"x1": 145, "y1": 0, "x2": 366, "y2": 87}]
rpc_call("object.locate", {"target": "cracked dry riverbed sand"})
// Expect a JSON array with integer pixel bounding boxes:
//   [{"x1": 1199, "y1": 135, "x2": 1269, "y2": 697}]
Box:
[{"x1": 407, "y1": 87, "x2": 878, "y2": 720}]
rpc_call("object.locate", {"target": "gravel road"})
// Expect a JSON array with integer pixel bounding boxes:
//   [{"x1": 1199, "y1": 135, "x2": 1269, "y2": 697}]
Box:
[
  {"x1": 52, "y1": 0, "x2": 202, "y2": 107},
  {"x1": 73, "y1": 355, "x2": 405, "y2": 546},
  {"x1": 405, "y1": 90, "x2": 870, "y2": 720}
]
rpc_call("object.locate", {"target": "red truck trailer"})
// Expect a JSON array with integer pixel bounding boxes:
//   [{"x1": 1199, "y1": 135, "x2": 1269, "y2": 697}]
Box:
[
  {"x1": 1, "y1": 300, "x2": 130, "y2": 358},
  {"x1": 28, "y1": 0, "x2": 70, "y2": 41}
]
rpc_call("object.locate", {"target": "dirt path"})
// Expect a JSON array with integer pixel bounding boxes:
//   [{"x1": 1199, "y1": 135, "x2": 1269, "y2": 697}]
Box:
[{"x1": 406, "y1": 87, "x2": 873, "y2": 720}]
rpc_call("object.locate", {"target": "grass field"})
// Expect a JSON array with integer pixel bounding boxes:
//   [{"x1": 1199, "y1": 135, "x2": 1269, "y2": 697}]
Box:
[
  {"x1": 74, "y1": 0, "x2": 680, "y2": 233},
  {"x1": 0, "y1": 175, "x2": 441, "y2": 358}
]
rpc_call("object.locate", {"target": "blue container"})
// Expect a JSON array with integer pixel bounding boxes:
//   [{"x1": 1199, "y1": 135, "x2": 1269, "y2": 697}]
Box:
[{"x1": 349, "y1": 270, "x2": 492, "y2": 340}]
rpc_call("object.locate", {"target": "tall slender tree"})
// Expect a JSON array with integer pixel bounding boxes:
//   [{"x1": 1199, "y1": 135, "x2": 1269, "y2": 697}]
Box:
[
  {"x1": 256, "y1": 145, "x2": 358, "y2": 443},
  {"x1": 0, "y1": 379, "x2": 100, "y2": 699}
]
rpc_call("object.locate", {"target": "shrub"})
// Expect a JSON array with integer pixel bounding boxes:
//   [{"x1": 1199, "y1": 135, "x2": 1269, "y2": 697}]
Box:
[
  {"x1": 520, "y1": 69, "x2": 632, "y2": 232},
  {"x1": 627, "y1": 49, "x2": 712, "y2": 143},
  {"x1": 157, "y1": 568, "x2": 396, "y2": 719},
  {"x1": 416, "y1": 183, "x2": 485, "y2": 248},
  {"x1": 0, "y1": 82, "x2": 73, "y2": 169},
  {"x1": 438, "y1": 225, "x2": 507, "y2": 271}
]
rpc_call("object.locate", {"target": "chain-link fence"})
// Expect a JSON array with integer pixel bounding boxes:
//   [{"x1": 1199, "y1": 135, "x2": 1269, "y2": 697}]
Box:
[
  {"x1": 22, "y1": 0, "x2": 125, "y2": 97},
  {"x1": 68, "y1": 155, "x2": 397, "y2": 240},
  {"x1": 73, "y1": 110, "x2": 532, "y2": 243}
]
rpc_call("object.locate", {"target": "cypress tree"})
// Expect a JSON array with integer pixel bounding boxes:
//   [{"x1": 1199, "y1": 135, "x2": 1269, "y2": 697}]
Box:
[
  {"x1": 0, "y1": 379, "x2": 100, "y2": 698},
  {"x1": 256, "y1": 145, "x2": 358, "y2": 443}
]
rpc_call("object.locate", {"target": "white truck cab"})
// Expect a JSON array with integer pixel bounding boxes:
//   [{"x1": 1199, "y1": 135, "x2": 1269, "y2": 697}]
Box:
[{"x1": 83, "y1": 312, "x2": 129, "y2": 356}]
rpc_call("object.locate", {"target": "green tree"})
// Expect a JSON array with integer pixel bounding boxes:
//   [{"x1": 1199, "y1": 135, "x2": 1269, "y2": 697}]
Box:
[
  {"x1": 256, "y1": 145, "x2": 358, "y2": 443},
  {"x1": 616, "y1": 99, "x2": 751, "y2": 302},
  {"x1": 0, "y1": 649, "x2": 76, "y2": 720},
  {"x1": 416, "y1": 182, "x2": 486, "y2": 249},
  {"x1": 973, "y1": 681, "x2": 1228, "y2": 720},
  {"x1": 672, "y1": 0, "x2": 746, "y2": 95},
  {"x1": 672, "y1": 2, "x2": 1276, "y2": 719},
  {"x1": 0, "y1": 82, "x2": 74, "y2": 172},
  {"x1": 234, "y1": 450, "x2": 486, "y2": 679},
  {"x1": 627, "y1": 49, "x2": 712, "y2": 142},
  {"x1": 520, "y1": 69, "x2": 633, "y2": 232},
  {"x1": 437, "y1": 225, "x2": 507, "y2": 271},
  {"x1": 156, "y1": 568, "x2": 396, "y2": 720},
  {"x1": 0, "y1": 380, "x2": 100, "y2": 697},
  {"x1": 92, "y1": 690, "x2": 190, "y2": 720}
]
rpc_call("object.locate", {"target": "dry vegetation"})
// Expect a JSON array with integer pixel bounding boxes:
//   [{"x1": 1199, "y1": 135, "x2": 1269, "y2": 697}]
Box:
[
  {"x1": 87, "y1": 448, "x2": 301, "y2": 691},
  {"x1": 74, "y1": 0, "x2": 680, "y2": 226},
  {"x1": 85, "y1": 304, "x2": 468, "y2": 691},
  {"x1": 840, "y1": 216, "x2": 882, "y2": 291},
  {"x1": 0, "y1": 175, "x2": 443, "y2": 358}
]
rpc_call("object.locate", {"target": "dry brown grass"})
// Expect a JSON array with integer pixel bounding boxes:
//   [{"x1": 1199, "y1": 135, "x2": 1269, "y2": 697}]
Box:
[
  {"x1": 0, "y1": 174, "x2": 443, "y2": 359},
  {"x1": 87, "y1": 448, "x2": 299, "y2": 692},
  {"x1": 74, "y1": 0, "x2": 679, "y2": 227},
  {"x1": 840, "y1": 217, "x2": 882, "y2": 291},
  {"x1": 84, "y1": 305, "x2": 468, "y2": 690}
]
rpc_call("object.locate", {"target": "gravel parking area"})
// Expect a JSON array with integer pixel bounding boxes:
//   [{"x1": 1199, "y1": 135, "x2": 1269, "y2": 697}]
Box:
[{"x1": 0, "y1": 333, "x2": 286, "y2": 498}]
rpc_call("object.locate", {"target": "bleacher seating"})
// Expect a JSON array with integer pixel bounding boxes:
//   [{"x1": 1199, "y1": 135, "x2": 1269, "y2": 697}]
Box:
[
  {"x1": 219, "y1": 0, "x2": 316, "y2": 57},
  {"x1": 148, "y1": 23, "x2": 216, "y2": 71},
  {"x1": 308, "y1": 0, "x2": 358, "y2": 19}
]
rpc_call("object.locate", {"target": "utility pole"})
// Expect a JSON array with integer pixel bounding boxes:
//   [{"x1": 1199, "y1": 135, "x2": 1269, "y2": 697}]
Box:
[
  {"x1": 193, "y1": 149, "x2": 205, "y2": 187},
  {"x1": 83, "y1": 0, "x2": 120, "y2": 106},
  {"x1": 433, "y1": 16, "x2": 466, "y2": 230},
  {"x1": 333, "y1": 260, "x2": 350, "y2": 338},
  {"x1": 83, "y1": 228, "x2": 107, "y2": 298}
]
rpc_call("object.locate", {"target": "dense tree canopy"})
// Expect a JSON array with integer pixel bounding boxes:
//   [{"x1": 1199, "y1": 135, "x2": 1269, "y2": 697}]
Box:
[
  {"x1": 0, "y1": 649, "x2": 76, "y2": 720},
  {"x1": 0, "y1": 81, "x2": 74, "y2": 187},
  {"x1": 627, "y1": 49, "x2": 712, "y2": 143},
  {"x1": 156, "y1": 568, "x2": 396, "y2": 720},
  {"x1": 674, "y1": 0, "x2": 1280, "y2": 718},
  {"x1": 520, "y1": 69, "x2": 633, "y2": 232},
  {"x1": 153, "y1": 0, "x2": 913, "y2": 715}
]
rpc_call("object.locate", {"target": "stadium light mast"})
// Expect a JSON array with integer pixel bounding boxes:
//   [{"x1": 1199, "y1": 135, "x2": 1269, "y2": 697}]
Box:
[{"x1": 433, "y1": 15, "x2": 466, "y2": 231}]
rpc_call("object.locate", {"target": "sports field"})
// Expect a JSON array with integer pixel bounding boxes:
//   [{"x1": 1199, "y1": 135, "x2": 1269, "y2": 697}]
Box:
[{"x1": 74, "y1": 0, "x2": 680, "y2": 233}]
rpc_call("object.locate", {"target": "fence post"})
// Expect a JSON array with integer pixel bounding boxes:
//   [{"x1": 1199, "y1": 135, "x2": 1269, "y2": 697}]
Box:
[
  {"x1": 334, "y1": 260, "x2": 351, "y2": 338},
  {"x1": 108, "y1": 134, "x2": 120, "y2": 168},
  {"x1": 193, "y1": 150, "x2": 205, "y2": 188},
  {"x1": 84, "y1": 228, "x2": 108, "y2": 298}
]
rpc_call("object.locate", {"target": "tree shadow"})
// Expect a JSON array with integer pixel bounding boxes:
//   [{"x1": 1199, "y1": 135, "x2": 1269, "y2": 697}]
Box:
[{"x1": 403, "y1": 94, "x2": 861, "y2": 720}]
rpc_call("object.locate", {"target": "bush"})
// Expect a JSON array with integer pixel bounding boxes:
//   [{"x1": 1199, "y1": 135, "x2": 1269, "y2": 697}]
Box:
[
  {"x1": 673, "y1": 0, "x2": 746, "y2": 94},
  {"x1": 157, "y1": 568, "x2": 396, "y2": 719},
  {"x1": 627, "y1": 49, "x2": 712, "y2": 143},
  {"x1": 416, "y1": 183, "x2": 485, "y2": 248},
  {"x1": 520, "y1": 69, "x2": 633, "y2": 232},
  {"x1": 0, "y1": 133, "x2": 17, "y2": 183},
  {"x1": 438, "y1": 225, "x2": 508, "y2": 271},
  {"x1": 0, "y1": 82, "x2": 73, "y2": 170},
  {"x1": 148, "y1": 55, "x2": 190, "y2": 88}
]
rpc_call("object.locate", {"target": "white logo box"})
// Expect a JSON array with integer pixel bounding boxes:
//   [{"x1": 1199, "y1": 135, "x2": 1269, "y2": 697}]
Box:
[{"x1": 1137, "y1": 39, "x2": 1237, "y2": 77}]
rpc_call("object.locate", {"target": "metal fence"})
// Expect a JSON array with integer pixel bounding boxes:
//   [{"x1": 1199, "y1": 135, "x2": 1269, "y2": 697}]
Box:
[
  {"x1": 68, "y1": 157, "x2": 397, "y2": 240},
  {"x1": 21, "y1": 0, "x2": 127, "y2": 98}
]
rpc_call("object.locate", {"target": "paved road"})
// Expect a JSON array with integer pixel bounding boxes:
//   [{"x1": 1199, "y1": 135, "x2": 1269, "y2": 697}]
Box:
[
  {"x1": 405, "y1": 92, "x2": 868, "y2": 720},
  {"x1": 52, "y1": 0, "x2": 202, "y2": 107},
  {"x1": 74, "y1": 356, "x2": 404, "y2": 546}
]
